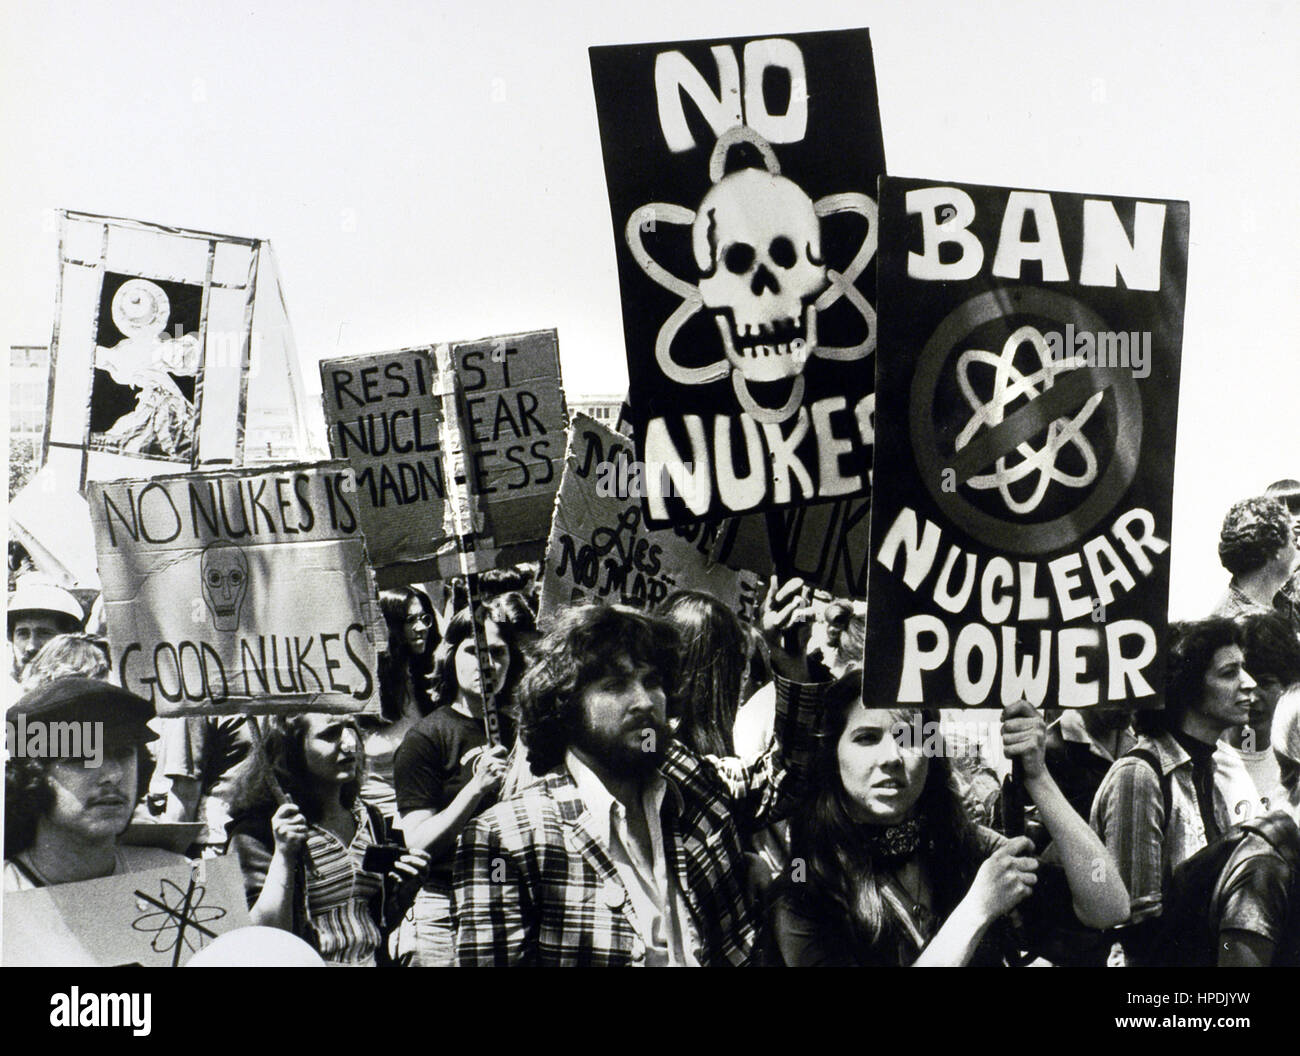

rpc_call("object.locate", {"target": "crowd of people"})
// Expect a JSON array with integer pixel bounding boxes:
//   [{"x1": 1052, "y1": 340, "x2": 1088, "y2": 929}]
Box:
[{"x1": 5, "y1": 482, "x2": 1300, "y2": 967}]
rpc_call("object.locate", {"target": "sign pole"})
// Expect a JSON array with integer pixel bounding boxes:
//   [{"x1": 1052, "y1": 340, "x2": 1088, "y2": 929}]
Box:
[{"x1": 435, "y1": 344, "x2": 502, "y2": 746}]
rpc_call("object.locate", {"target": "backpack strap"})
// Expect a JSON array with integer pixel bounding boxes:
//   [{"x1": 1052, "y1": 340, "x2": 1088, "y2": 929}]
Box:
[{"x1": 1125, "y1": 747, "x2": 1172, "y2": 828}]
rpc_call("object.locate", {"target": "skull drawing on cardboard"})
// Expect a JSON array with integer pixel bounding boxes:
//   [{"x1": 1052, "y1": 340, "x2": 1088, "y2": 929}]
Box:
[
  {"x1": 200, "y1": 540, "x2": 249, "y2": 632},
  {"x1": 627, "y1": 126, "x2": 876, "y2": 423}
]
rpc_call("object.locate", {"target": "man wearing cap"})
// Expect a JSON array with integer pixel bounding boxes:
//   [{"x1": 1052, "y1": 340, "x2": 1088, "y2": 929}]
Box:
[
  {"x1": 1213, "y1": 497, "x2": 1299, "y2": 635},
  {"x1": 4, "y1": 677, "x2": 187, "y2": 888},
  {"x1": 7, "y1": 577, "x2": 84, "y2": 690}
]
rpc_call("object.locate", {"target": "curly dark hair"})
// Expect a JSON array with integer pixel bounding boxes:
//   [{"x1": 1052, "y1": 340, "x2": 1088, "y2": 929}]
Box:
[
  {"x1": 4, "y1": 747, "x2": 154, "y2": 857},
  {"x1": 1239, "y1": 611, "x2": 1300, "y2": 688},
  {"x1": 778, "y1": 671, "x2": 985, "y2": 961},
  {"x1": 517, "y1": 604, "x2": 683, "y2": 775},
  {"x1": 1137, "y1": 618, "x2": 1245, "y2": 735},
  {"x1": 1219, "y1": 497, "x2": 1293, "y2": 576}
]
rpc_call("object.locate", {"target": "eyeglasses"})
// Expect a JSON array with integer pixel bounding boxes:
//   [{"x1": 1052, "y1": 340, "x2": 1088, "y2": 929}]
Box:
[{"x1": 404, "y1": 613, "x2": 432, "y2": 626}]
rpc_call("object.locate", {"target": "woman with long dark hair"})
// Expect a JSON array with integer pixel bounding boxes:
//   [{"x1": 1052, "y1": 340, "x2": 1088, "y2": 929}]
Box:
[
  {"x1": 360, "y1": 587, "x2": 439, "y2": 825},
  {"x1": 393, "y1": 597, "x2": 528, "y2": 965},
  {"x1": 771, "y1": 672, "x2": 1129, "y2": 966},
  {"x1": 226, "y1": 714, "x2": 428, "y2": 966},
  {"x1": 658, "y1": 590, "x2": 748, "y2": 758}
]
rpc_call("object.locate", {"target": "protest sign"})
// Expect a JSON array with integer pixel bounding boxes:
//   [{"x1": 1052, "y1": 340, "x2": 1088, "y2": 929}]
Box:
[
  {"x1": 88, "y1": 462, "x2": 382, "y2": 715},
  {"x1": 539, "y1": 413, "x2": 764, "y2": 622},
  {"x1": 448, "y1": 329, "x2": 566, "y2": 551},
  {"x1": 713, "y1": 494, "x2": 873, "y2": 600},
  {"x1": 864, "y1": 177, "x2": 1188, "y2": 708},
  {"x1": 3, "y1": 856, "x2": 250, "y2": 967},
  {"x1": 320, "y1": 348, "x2": 450, "y2": 572},
  {"x1": 43, "y1": 211, "x2": 320, "y2": 490},
  {"x1": 589, "y1": 29, "x2": 885, "y2": 526}
]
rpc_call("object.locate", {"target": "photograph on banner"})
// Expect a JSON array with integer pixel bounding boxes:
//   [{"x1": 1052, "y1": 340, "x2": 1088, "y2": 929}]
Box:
[
  {"x1": 448, "y1": 329, "x2": 566, "y2": 551},
  {"x1": 3, "y1": 857, "x2": 249, "y2": 967},
  {"x1": 539, "y1": 413, "x2": 765, "y2": 622},
  {"x1": 864, "y1": 176, "x2": 1188, "y2": 709},
  {"x1": 43, "y1": 211, "x2": 260, "y2": 488},
  {"x1": 320, "y1": 347, "x2": 450, "y2": 571},
  {"x1": 88, "y1": 462, "x2": 383, "y2": 715},
  {"x1": 712, "y1": 494, "x2": 873, "y2": 601},
  {"x1": 589, "y1": 29, "x2": 885, "y2": 526}
]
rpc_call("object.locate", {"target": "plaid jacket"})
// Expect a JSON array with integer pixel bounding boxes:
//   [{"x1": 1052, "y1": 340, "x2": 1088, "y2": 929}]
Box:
[{"x1": 451, "y1": 677, "x2": 823, "y2": 966}]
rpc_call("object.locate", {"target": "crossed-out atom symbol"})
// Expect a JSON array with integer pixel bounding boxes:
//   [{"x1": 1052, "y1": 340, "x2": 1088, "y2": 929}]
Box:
[
  {"x1": 132, "y1": 873, "x2": 228, "y2": 967},
  {"x1": 909, "y1": 287, "x2": 1143, "y2": 556},
  {"x1": 953, "y1": 324, "x2": 1104, "y2": 516}
]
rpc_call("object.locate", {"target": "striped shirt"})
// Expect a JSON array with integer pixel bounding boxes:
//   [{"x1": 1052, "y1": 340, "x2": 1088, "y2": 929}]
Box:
[{"x1": 303, "y1": 804, "x2": 385, "y2": 966}]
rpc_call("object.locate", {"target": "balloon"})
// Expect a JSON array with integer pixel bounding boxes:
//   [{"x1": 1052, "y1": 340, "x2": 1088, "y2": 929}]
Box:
[{"x1": 186, "y1": 926, "x2": 325, "y2": 967}]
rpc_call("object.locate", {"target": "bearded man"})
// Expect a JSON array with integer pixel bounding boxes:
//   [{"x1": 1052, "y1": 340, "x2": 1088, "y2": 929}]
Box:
[{"x1": 452, "y1": 592, "x2": 820, "y2": 967}]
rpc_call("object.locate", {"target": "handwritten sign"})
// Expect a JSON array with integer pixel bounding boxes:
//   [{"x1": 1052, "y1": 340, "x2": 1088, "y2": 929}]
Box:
[
  {"x1": 589, "y1": 30, "x2": 885, "y2": 525},
  {"x1": 3, "y1": 857, "x2": 249, "y2": 967},
  {"x1": 539, "y1": 414, "x2": 763, "y2": 622},
  {"x1": 320, "y1": 348, "x2": 449, "y2": 571},
  {"x1": 863, "y1": 177, "x2": 1188, "y2": 707},
  {"x1": 88, "y1": 462, "x2": 382, "y2": 715},
  {"x1": 449, "y1": 330, "x2": 566, "y2": 551}
]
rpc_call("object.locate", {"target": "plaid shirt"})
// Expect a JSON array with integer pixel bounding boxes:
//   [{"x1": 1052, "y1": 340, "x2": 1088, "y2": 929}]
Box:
[{"x1": 451, "y1": 676, "x2": 824, "y2": 966}]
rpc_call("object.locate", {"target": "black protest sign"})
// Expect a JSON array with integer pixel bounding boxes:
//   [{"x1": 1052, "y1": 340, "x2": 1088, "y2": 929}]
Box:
[
  {"x1": 713, "y1": 494, "x2": 873, "y2": 600},
  {"x1": 864, "y1": 176, "x2": 1188, "y2": 708},
  {"x1": 88, "y1": 462, "x2": 382, "y2": 716},
  {"x1": 449, "y1": 330, "x2": 566, "y2": 551},
  {"x1": 539, "y1": 414, "x2": 764, "y2": 623},
  {"x1": 589, "y1": 29, "x2": 885, "y2": 526},
  {"x1": 320, "y1": 349, "x2": 449, "y2": 570}
]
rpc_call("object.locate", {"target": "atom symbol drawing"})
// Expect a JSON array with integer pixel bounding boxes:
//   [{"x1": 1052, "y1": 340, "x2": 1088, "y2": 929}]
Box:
[
  {"x1": 953, "y1": 324, "x2": 1104, "y2": 516},
  {"x1": 132, "y1": 874, "x2": 228, "y2": 967}
]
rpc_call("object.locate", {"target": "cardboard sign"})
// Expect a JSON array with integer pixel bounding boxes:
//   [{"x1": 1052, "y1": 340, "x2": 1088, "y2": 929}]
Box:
[
  {"x1": 538, "y1": 414, "x2": 764, "y2": 622},
  {"x1": 43, "y1": 212, "x2": 261, "y2": 489},
  {"x1": 3, "y1": 856, "x2": 250, "y2": 967},
  {"x1": 88, "y1": 462, "x2": 382, "y2": 715},
  {"x1": 589, "y1": 29, "x2": 885, "y2": 526},
  {"x1": 449, "y1": 330, "x2": 566, "y2": 551},
  {"x1": 320, "y1": 348, "x2": 450, "y2": 570},
  {"x1": 863, "y1": 177, "x2": 1189, "y2": 708}
]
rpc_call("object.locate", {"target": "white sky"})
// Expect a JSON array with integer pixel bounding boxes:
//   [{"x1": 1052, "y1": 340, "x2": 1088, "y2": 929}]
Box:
[{"x1": 2, "y1": 0, "x2": 1297, "y2": 619}]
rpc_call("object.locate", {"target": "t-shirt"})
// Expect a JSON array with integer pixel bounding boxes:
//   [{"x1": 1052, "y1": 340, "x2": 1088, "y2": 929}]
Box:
[
  {"x1": 1214, "y1": 742, "x2": 1276, "y2": 826},
  {"x1": 393, "y1": 706, "x2": 489, "y2": 887},
  {"x1": 1212, "y1": 815, "x2": 1300, "y2": 966}
]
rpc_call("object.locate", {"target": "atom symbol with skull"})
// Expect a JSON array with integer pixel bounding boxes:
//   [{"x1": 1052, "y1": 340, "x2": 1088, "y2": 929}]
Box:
[{"x1": 626, "y1": 126, "x2": 876, "y2": 423}]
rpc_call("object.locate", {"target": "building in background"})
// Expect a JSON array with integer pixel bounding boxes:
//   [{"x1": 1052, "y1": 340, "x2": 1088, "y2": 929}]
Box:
[
  {"x1": 9, "y1": 346, "x2": 50, "y2": 458},
  {"x1": 568, "y1": 394, "x2": 623, "y2": 427}
]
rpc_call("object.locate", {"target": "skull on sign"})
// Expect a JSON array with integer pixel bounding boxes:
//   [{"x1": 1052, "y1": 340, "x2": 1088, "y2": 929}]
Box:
[
  {"x1": 625, "y1": 125, "x2": 876, "y2": 425},
  {"x1": 694, "y1": 167, "x2": 827, "y2": 385},
  {"x1": 200, "y1": 540, "x2": 249, "y2": 632}
]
